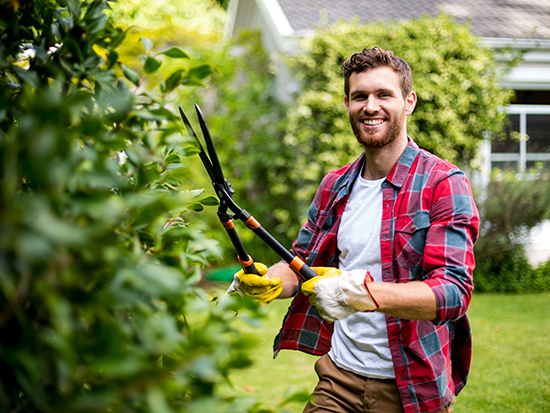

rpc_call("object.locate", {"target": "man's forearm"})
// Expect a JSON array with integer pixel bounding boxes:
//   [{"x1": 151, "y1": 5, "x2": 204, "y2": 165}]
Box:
[
  {"x1": 368, "y1": 281, "x2": 437, "y2": 320},
  {"x1": 267, "y1": 262, "x2": 300, "y2": 299}
]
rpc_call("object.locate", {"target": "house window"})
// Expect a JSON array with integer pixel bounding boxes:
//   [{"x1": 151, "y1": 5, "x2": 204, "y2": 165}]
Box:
[{"x1": 491, "y1": 104, "x2": 550, "y2": 172}]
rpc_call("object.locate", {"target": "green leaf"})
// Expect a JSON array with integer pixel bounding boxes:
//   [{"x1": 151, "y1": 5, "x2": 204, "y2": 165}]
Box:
[
  {"x1": 83, "y1": 54, "x2": 102, "y2": 70},
  {"x1": 143, "y1": 56, "x2": 162, "y2": 74},
  {"x1": 182, "y1": 64, "x2": 214, "y2": 86},
  {"x1": 107, "y1": 50, "x2": 118, "y2": 68},
  {"x1": 198, "y1": 196, "x2": 219, "y2": 206},
  {"x1": 149, "y1": 107, "x2": 175, "y2": 120},
  {"x1": 162, "y1": 69, "x2": 184, "y2": 93},
  {"x1": 109, "y1": 27, "x2": 128, "y2": 50},
  {"x1": 94, "y1": 70, "x2": 117, "y2": 92},
  {"x1": 164, "y1": 153, "x2": 182, "y2": 165},
  {"x1": 13, "y1": 67, "x2": 40, "y2": 89},
  {"x1": 141, "y1": 37, "x2": 153, "y2": 53},
  {"x1": 182, "y1": 146, "x2": 200, "y2": 157},
  {"x1": 157, "y1": 47, "x2": 189, "y2": 59},
  {"x1": 134, "y1": 110, "x2": 167, "y2": 122},
  {"x1": 66, "y1": 0, "x2": 81, "y2": 17},
  {"x1": 187, "y1": 202, "x2": 204, "y2": 212},
  {"x1": 86, "y1": 13, "x2": 108, "y2": 35},
  {"x1": 189, "y1": 64, "x2": 214, "y2": 79}
]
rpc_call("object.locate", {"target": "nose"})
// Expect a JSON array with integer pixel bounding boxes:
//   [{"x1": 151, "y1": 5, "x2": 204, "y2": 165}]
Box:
[{"x1": 363, "y1": 96, "x2": 380, "y2": 114}]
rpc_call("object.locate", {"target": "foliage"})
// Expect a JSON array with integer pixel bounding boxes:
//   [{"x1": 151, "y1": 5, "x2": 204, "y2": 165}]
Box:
[
  {"x1": 0, "y1": 1, "x2": 287, "y2": 411},
  {"x1": 533, "y1": 259, "x2": 550, "y2": 291},
  {"x1": 473, "y1": 170, "x2": 550, "y2": 292},
  {"x1": 278, "y1": 15, "x2": 515, "y2": 231},
  {"x1": 214, "y1": 0, "x2": 231, "y2": 10},
  {"x1": 106, "y1": 0, "x2": 250, "y2": 267},
  {"x1": 108, "y1": 0, "x2": 226, "y2": 52},
  {"x1": 107, "y1": 0, "x2": 226, "y2": 94}
]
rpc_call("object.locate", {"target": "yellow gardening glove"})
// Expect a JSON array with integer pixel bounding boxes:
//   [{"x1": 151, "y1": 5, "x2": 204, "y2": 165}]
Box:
[
  {"x1": 301, "y1": 267, "x2": 342, "y2": 307},
  {"x1": 225, "y1": 263, "x2": 282, "y2": 305}
]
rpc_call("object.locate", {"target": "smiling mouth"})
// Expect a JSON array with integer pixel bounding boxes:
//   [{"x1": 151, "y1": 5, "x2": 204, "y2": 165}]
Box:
[{"x1": 362, "y1": 119, "x2": 385, "y2": 126}]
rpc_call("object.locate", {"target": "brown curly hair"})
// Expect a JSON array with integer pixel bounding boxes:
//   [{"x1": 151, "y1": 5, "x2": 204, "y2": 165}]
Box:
[{"x1": 342, "y1": 46, "x2": 412, "y2": 99}]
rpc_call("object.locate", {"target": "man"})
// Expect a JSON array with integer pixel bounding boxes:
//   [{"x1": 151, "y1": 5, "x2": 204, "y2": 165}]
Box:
[{"x1": 228, "y1": 46, "x2": 479, "y2": 413}]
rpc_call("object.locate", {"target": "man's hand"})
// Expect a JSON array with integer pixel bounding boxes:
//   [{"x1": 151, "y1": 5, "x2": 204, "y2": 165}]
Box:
[
  {"x1": 302, "y1": 268, "x2": 379, "y2": 322},
  {"x1": 300, "y1": 267, "x2": 341, "y2": 307},
  {"x1": 226, "y1": 263, "x2": 282, "y2": 304}
]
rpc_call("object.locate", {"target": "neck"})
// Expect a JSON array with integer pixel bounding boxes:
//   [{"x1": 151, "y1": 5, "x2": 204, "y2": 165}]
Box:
[{"x1": 361, "y1": 133, "x2": 408, "y2": 180}]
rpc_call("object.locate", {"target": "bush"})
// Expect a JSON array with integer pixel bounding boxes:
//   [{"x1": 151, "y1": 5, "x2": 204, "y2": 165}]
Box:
[
  {"x1": 473, "y1": 170, "x2": 550, "y2": 293},
  {"x1": 0, "y1": 1, "x2": 272, "y2": 411},
  {"x1": 533, "y1": 259, "x2": 550, "y2": 292},
  {"x1": 474, "y1": 248, "x2": 535, "y2": 293}
]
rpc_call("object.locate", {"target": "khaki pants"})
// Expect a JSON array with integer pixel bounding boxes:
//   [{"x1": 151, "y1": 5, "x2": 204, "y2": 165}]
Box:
[{"x1": 303, "y1": 354, "x2": 454, "y2": 413}]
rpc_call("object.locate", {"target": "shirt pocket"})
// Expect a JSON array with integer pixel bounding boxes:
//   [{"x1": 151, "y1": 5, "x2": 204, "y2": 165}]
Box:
[{"x1": 395, "y1": 211, "x2": 430, "y2": 270}]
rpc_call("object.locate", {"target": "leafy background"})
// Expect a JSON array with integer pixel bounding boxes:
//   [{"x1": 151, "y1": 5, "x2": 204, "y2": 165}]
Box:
[{"x1": 0, "y1": 1, "x2": 293, "y2": 411}]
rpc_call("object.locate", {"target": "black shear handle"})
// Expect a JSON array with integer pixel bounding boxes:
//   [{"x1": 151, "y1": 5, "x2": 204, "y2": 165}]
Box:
[
  {"x1": 240, "y1": 214, "x2": 316, "y2": 281},
  {"x1": 220, "y1": 217, "x2": 260, "y2": 275}
]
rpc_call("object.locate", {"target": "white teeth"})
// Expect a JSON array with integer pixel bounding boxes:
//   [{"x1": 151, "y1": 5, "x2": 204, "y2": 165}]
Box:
[{"x1": 362, "y1": 119, "x2": 384, "y2": 125}]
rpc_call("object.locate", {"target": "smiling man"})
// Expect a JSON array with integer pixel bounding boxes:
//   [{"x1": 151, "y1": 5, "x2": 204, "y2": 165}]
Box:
[{"x1": 228, "y1": 47, "x2": 479, "y2": 413}]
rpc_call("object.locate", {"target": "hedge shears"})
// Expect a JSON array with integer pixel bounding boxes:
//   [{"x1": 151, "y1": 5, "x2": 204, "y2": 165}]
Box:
[{"x1": 179, "y1": 104, "x2": 315, "y2": 281}]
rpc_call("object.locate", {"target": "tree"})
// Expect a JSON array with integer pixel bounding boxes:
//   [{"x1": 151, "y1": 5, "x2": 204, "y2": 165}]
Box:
[{"x1": 0, "y1": 1, "x2": 271, "y2": 411}]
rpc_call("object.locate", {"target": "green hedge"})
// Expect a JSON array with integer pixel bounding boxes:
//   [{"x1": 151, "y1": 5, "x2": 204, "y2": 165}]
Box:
[
  {"x1": 473, "y1": 170, "x2": 550, "y2": 293},
  {"x1": 0, "y1": 1, "x2": 277, "y2": 411}
]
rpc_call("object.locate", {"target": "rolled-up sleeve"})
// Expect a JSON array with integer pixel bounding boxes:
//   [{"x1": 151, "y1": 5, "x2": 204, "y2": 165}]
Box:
[{"x1": 423, "y1": 171, "x2": 479, "y2": 323}]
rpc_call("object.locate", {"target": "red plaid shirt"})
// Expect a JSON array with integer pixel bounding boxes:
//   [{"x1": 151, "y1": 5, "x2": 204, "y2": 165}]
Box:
[{"x1": 274, "y1": 139, "x2": 479, "y2": 413}]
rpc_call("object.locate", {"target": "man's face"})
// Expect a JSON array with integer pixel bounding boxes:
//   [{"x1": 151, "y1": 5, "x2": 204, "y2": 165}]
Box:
[{"x1": 344, "y1": 66, "x2": 416, "y2": 149}]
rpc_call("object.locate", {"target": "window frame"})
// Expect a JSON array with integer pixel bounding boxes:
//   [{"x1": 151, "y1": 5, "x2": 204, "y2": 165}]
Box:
[{"x1": 491, "y1": 104, "x2": 550, "y2": 172}]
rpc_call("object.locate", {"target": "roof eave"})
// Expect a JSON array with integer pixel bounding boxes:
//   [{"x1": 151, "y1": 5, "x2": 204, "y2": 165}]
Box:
[{"x1": 482, "y1": 37, "x2": 550, "y2": 51}]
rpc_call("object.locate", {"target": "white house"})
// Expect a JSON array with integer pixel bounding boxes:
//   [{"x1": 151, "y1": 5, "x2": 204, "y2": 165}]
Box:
[{"x1": 225, "y1": 0, "x2": 550, "y2": 266}]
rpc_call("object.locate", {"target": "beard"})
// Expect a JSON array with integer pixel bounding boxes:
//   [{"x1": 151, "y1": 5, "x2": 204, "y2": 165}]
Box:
[{"x1": 350, "y1": 108, "x2": 406, "y2": 149}]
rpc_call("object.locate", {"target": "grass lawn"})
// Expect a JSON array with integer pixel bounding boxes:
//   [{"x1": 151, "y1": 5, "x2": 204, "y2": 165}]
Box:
[{"x1": 219, "y1": 292, "x2": 550, "y2": 412}]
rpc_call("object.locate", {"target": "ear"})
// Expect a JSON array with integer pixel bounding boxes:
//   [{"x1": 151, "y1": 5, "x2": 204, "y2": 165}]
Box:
[
  {"x1": 344, "y1": 94, "x2": 350, "y2": 112},
  {"x1": 405, "y1": 91, "x2": 417, "y2": 116}
]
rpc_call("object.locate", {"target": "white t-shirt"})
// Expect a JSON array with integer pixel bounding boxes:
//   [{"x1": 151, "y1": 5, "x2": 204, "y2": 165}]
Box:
[{"x1": 328, "y1": 174, "x2": 395, "y2": 379}]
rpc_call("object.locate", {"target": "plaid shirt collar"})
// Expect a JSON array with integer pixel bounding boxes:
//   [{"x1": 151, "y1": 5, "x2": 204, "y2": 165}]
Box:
[{"x1": 337, "y1": 138, "x2": 421, "y2": 194}]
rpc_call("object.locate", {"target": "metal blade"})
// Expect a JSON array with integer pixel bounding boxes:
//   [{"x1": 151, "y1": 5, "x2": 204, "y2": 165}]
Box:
[
  {"x1": 178, "y1": 106, "x2": 216, "y2": 182},
  {"x1": 195, "y1": 104, "x2": 226, "y2": 186}
]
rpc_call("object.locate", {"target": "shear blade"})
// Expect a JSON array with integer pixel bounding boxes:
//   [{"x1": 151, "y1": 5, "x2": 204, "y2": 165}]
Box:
[
  {"x1": 195, "y1": 104, "x2": 226, "y2": 185},
  {"x1": 178, "y1": 106, "x2": 216, "y2": 182}
]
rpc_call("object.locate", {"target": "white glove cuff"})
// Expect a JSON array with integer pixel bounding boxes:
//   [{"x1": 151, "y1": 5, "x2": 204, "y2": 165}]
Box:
[{"x1": 340, "y1": 270, "x2": 379, "y2": 311}]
